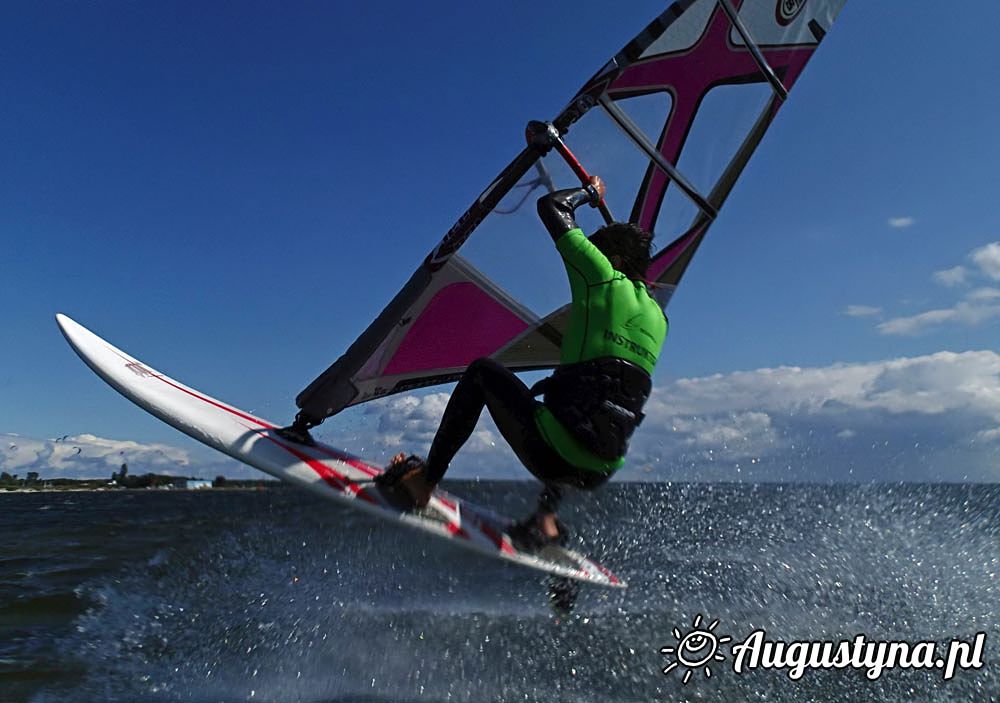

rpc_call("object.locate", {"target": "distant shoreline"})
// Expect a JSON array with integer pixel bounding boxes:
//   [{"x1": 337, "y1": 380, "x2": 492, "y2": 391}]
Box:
[{"x1": 0, "y1": 484, "x2": 284, "y2": 493}]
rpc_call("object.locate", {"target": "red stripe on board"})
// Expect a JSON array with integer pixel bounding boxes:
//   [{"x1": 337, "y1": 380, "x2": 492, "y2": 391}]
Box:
[
  {"x1": 257, "y1": 430, "x2": 474, "y2": 537},
  {"x1": 113, "y1": 351, "x2": 479, "y2": 534},
  {"x1": 149, "y1": 364, "x2": 380, "y2": 482},
  {"x1": 122, "y1": 353, "x2": 381, "y2": 498},
  {"x1": 446, "y1": 522, "x2": 470, "y2": 539},
  {"x1": 258, "y1": 431, "x2": 378, "y2": 506},
  {"x1": 100, "y1": 342, "x2": 276, "y2": 431},
  {"x1": 154, "y1": 372, "x2": 275, "y2": 430},
  {"x1": 311, "y1": 452, "x2": 471, "y2": 540},
  {"x1": 110, "y1": 347, "x2": 390, "y2": 490},
  {"x1": 592, "y1": 561, "x2": 621, "y2": 585},
  {"x1": 306, "y1": 443, "x2": 470, "y2": 537},
  {"x1": 310, "y1": 443, "x2": 379, "y2": 478},
  {"x1": 243, "y1": 426, "x2": 346, "y2": 491},
  {"x1": 480, "y1": 523, "x2": 516, "y2": 555}
]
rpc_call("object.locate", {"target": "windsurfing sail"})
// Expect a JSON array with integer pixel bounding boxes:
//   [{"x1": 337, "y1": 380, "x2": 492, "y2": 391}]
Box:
[{"x1": 296, "y1": 0, "x2": 848, "y2": 422}]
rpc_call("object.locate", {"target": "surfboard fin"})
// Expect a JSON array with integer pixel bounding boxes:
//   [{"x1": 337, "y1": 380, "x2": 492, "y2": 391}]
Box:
[{"x1": 547, "y1": 577, "x2": 580, "y2": 617}]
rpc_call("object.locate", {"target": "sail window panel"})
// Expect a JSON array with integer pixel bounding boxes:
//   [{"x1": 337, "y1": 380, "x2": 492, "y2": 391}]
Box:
[
  {"x1": 459, "y1": 101, "x2": 675, "y2": 316},
  {"x1": 648, "y1": 181, "x2": 704, "y2": 246},
  {"x1": 671, "y1": 81, "x2": 774, "y2": 200},
  {"x1": 457, "y1": 155, "x2": 572, "y2": 319},
  {"x1": 563, "y1": 95, "x2": 674, "y2": 235}
]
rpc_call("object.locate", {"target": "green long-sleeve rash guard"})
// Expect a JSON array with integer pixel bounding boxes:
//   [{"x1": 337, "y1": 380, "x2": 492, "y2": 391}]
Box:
[
  {"x1": 554, "y1": 229, "x2": 666, "y2": 372},
  {"x1": 534, "y1": 227, "x2": 668, "y2": 472}
]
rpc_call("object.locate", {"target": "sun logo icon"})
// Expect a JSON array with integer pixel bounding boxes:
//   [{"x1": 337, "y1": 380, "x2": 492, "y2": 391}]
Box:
[{"x1": 660, "y1": 613, "x2": 732, "y2": 684}]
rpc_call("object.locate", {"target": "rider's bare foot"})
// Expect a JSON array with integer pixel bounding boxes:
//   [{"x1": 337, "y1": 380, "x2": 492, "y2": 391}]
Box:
[
  {"x1": 508, "y1": 511, "x2": 566, "y2": 550},
  {"x1": 379, "y1": 454, "x2": 434, "y2": 509},
  {"x1": 539, "y1": 512, "x2": 561, "y2": 540},
  {"x1": 398, "y1": 467, "x2": 433, "y2": 508}
]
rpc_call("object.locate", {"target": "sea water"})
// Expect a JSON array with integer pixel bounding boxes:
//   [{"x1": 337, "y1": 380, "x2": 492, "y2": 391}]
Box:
[{"x1": 1, "y1": 482, "x2": 997, "y2": 702}]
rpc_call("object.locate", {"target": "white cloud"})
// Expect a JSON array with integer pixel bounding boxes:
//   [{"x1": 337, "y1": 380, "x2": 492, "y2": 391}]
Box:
[
  {"x1": 888, "y1": 216, "x2": 915, "y2": 229},
  {"x1": 975, "y1": 428, "x2": 1000, "y2": 443},
  {"x1": 355, "y1": 392, "x2": 500, "y2": 457},
  {"x1": 877, "y1": 300, "x2": 1000, "y2": 335},
  {"x1": 932, "y1": 265, "x2": 968, "y2": 287},
  {"x1": 972, "y1": 242, "x2": 1000, "y2": 279},
  {"x1": 878, "y1": 247, "x2": 1000, "y2": 334},
  {"x1": 0, "y1": 434, "x2": 189, "y2": 476},
  {"x1": 13, "y1": 352, "x2": 1000, "y2": 484},
  {"x1": 631, "y1": 351, "x2": 1000, "y2": 481},
  {"x1": 0, "y1": 433, "x2": 216, "y2": 479},
  {"x1": 321, "y1": 351, "x2": 1000, "y2": 482},
  {"x1": 967, "y1": 287, "x2": 1000, "y2": 302},
  {"x1": 843, "y1": 305, "x2": 881, "y2": 317},
  {"x1": 928, "y1": 243, "x2": 1000, "y2": 289},
  {"x1": 319, "y1": 392, "x2": 505, "y2": 471}
]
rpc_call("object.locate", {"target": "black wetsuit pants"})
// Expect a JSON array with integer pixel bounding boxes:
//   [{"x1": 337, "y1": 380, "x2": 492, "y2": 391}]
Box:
[{"x1": 425, "y1": 358, "x2": 609, "y2": 512}]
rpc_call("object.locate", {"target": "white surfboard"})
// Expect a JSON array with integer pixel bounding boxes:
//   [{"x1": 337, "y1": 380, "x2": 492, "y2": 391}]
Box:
[{"x1": 56, "y1": 314, "x2": 625, "y2": 588}]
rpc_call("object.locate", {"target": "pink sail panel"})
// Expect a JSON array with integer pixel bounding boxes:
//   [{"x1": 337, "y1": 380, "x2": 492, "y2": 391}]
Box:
[
  {"x1": 647, "y1": 222, "x2": 707, "y2": 282},
  {"x1": 382, "y1": 282, "x2": 531, "y2": 376}
]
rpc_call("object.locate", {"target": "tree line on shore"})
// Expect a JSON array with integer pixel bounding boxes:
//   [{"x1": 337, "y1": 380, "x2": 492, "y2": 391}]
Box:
[{"x1": 0, "y1": 463, "x2": 279, "y2": 490}]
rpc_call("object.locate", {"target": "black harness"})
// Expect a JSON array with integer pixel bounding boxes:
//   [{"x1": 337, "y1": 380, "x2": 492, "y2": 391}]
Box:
[{"x1": 531, "y1": 357, "x2": 652, "y2": 461}]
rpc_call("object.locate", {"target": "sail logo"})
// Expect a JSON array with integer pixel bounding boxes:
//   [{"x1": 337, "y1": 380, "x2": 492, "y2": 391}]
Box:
[
  {"x1": 775, "y1": 0, "x2": 806, "y2": 26},
  {"x1": 426, "y1": 212, "x2": 481, "y2": 271},
  {"x1": 425, "y1": 179, "x2": 498, "y2": 271}
]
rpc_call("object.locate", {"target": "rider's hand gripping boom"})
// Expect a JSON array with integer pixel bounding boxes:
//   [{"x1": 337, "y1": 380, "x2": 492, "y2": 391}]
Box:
[{"x1": 525, "y1": 120, "x2": 614, "y2": 225}]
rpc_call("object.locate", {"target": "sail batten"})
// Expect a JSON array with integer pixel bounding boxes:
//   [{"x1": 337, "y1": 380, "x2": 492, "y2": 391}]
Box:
[{"x1": 718, "y1": 0, "x2": 790, "y2": 99}]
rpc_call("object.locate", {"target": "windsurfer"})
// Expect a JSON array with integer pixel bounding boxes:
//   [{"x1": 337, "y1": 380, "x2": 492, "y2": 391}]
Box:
[{"x1": 378, "y1": 173, "x2": 667, "y2": 549}]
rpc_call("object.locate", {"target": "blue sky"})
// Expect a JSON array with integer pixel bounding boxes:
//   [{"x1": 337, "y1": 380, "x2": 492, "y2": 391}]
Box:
[{"x1": 2, "y1": 1, "x2": 999, "y2": 481}]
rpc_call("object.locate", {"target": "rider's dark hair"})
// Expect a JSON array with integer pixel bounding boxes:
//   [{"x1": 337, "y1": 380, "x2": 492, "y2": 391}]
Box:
[{"x1": 588, "y1": 222, "x2": 653, "y2": 281}]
